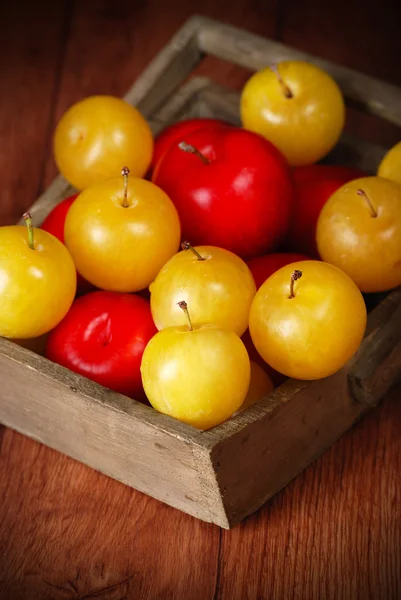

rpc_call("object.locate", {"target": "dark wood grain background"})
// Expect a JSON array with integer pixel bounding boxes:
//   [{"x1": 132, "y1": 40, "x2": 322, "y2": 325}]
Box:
[{"x1": 0, "y1": 1, "x2": 400, "y2": 598}]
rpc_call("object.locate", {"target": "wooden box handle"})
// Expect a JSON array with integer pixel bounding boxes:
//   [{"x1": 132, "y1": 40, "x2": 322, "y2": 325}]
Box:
[{"x1": 348, "y1": 291, "x2": 401, "y2": 406}]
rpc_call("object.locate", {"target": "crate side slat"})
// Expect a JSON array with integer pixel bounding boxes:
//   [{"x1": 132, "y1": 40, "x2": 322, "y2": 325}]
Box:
[
  {"x1": 211, "y1": 369, "x2": 368, "y2": 527},
  {"x1": 0, "y1": 338, "x2": 203, "y2": 441},
  {"x1": 348, "y1": 287, "x2": 401, "y2": 406},
  {"x1": 148, "y1": 77, "x2": 212, "y2": 131},
  {"x1": 0, "y1": 339, "x2": 234, "y2": 525},
  {"x1": 196, "y1": 16, "x2": 401, "y2": 127}
]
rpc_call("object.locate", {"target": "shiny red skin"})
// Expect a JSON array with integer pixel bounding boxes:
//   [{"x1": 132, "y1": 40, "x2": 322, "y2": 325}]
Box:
[
  {"x1": 248, "y1": 252, "x2": 310, "y2": 290},
  {"x1": 41, "y1": 194, "x2": 78, "y2": 242},
  {"x1": 153, "y1": 125, "x2": 294, "y2": 259},
  {"x1": 46, "y1": 291, "x2": 157, "y2": 400},
  {"x1": 292, "y1": 164, "x2": 366, "y2": 186},
  {"x1": 41, "y1": 194, "x2": 93, "y2": 294},
  {"x1": 288, "y1": 165, "x2": 367, "y2": 257},
  {"x1": 151, "y1": 118, "x2": 229, "y2": 171}
]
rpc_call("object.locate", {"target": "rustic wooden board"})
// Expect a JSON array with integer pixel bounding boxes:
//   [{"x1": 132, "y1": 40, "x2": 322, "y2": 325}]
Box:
[
  {"x1": 348, "y1": 289, "x2": 401, "y2": 406},
  {"x1": 0, "y1": 337, "x2": 232, "y2": 526},
  {"x1": 1, "y1": 15, "x2": 401, "y2": 528}
]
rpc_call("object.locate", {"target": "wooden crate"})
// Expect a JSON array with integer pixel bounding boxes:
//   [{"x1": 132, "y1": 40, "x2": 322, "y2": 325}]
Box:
[{"x1": 1, "y1": 16, "x2": 401, "y2": 529}]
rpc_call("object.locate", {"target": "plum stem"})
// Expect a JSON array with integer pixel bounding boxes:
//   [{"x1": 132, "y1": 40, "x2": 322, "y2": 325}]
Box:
[
  {"x1": 121, "y1": 166, "x2": 130, "y2": 208},
  {"x1": 270, "y1": 64, "x2": 293, "y2": 99},
  {"x1": 357, "y1": 188, "x2": 377, "y2": 218},
  {"x1": 181, "y1": 241, "x2": 205, "y2": 261},
  {"x1": 289, "y1": 269, "x2": 302, "y2": 299},
  {"x1": 177, "y1": 300, "x2": 193, "y2": 331},
  {"x1": 178, "y1": 141, "x2": 210, "y2": 165},
  {"x1": 23, "y1": 212, "x2": 35, "y2": 250}
]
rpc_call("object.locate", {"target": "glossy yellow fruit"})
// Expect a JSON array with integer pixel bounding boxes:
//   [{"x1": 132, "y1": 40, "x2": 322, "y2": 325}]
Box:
[
  {"x1": 238, "y1": 360, "x2": 274, "y2": 411},
  {"x1": 54, "y1": 95, "x2": 153, "y2": 190},
  {"x1": 150, "y1": 244, "x2": 256, "y2": 336},
  {"x1": 249, "y1": 261, "x2": 366, "y2": 380},
  {"x1": 0, "y1": 225, "x2": 76, "y2": 339},
  {"x1": 64, "y1": 174, "x2": 180, "y2": 292},
  {"x1": 240, "y1": 61, "x2": 345, "y2": 166},
  {"x1": 378, "y1": 141, "x2": 401, "y2": 186},
  {"x1": 141, "y1": 320, "x2": 251, "y2": 430},
  {"x1": 316, "y1": 177, "x2": 401, "y2": 292}
]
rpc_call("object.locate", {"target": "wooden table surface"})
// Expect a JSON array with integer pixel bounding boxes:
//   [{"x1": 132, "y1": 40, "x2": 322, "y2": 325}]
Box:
[{"x1": 1, "y1": 1, "x2": 400, "y2": 598}]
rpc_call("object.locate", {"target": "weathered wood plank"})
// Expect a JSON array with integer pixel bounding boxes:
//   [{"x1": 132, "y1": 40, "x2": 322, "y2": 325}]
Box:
[
  {"x1": 348, "y1": 288, "x2": 401, "y2": 406},
  {"x1": 0, "y1": 338, "x2": 230, "y2": 525},
  {"x1": 209, "y1": 371, "x2": 367, "y2": 525}
]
